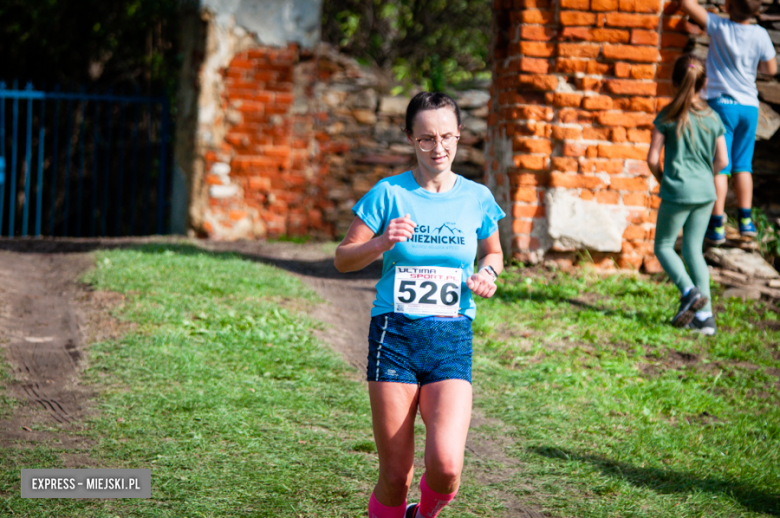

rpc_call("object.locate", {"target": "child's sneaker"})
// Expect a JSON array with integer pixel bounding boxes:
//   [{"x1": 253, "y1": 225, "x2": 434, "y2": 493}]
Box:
[
  {"x1": 672, "y1": 287, "x2": 708, "y2": 328},
  {"x1": 705, "y1": 223, "x2": 726, "y2": 244},
  {"x1": 738, "y1": 217, "x2": 757, "y2": 237},
  {"x1": 688, "y1": 315, "x2": 717, "y2": 336},
  {"x1": 405, "y1": 503, "x2": 419, "y2": 518}
]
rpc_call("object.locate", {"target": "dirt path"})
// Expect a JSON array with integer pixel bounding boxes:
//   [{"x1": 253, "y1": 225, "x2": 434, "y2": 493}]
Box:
[{"x1": 0, "y1": 238, "x2": 543, "y2": 516}]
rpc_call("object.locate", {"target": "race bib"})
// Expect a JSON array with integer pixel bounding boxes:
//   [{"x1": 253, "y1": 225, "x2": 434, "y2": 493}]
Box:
[{"x1": 393, "y1": 266, "x2": 462, "y2": 316}]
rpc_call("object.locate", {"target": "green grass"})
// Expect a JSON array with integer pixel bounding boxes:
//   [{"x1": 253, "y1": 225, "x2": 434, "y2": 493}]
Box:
[
  {"x1": 1, "y1": 244, "x2": 778, "y2": 517},
  {"x1": 472, "y1": 267, "x2": 780, "y2": 517}
]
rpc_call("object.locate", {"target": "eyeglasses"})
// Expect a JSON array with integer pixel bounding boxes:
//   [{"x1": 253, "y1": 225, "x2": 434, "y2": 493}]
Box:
[{"x1": 414, "y1": 135, "x2": 460, "y2": 152}]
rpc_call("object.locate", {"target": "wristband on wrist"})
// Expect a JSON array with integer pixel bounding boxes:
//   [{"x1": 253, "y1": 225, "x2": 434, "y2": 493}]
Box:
[{"x1": 479, "y1": 265, "x2": 498, "y2": 281}]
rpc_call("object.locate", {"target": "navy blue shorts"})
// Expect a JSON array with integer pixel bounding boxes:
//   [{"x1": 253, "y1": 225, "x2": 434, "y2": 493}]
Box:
[{"x1": 366, "y1": 313, "x2": 473, "y2": 385}]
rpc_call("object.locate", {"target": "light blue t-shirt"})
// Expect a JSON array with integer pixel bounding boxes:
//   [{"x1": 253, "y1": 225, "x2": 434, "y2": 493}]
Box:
[
  {"x1": 705, "y1": 12, "x2": 776, "y2": 107},
  {"x1": 352, "y1": 171, "x2": 505, "y2": 320}
]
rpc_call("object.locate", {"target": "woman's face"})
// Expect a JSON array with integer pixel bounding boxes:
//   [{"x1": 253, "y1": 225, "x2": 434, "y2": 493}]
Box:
[{"x1": 407, "y1": 107, "x2": 460, "y2": 176}]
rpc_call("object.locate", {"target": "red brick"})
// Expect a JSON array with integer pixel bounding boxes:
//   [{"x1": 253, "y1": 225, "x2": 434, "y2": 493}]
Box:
[
  {"x1": 604, "y1": 79, "x2": 657, "y2": 95},
  {"x1": 634, "y1": 0, "x2": 662, "y2": 12},
  {"x1": 605, "y1": 12, "x2": 659, "y2": 28},
  {"x1": 603, "y1": 45, "x2": 660, "y2": 63},
  {"x1": 551, "y1": 157, "x2": 579, "y2": 171},
  {"x1": 657, "y1": 82, "x2": 675, "y2": 96},
  {"x1": 583, "y1": 127, "x2": 612, "y2": 140},
  {"x1": 623, "y1": 192, "x2": 651, "y2": 206},
  {"x1": 580, "y1": 189, "x2": 595, "y2": 200},
  {"x1": 550, "y1": 172, "x2": 606, "y2": 189},
  {"x1": 628, "y1": 128, "x2": 652, "y2": 143},
  {"x1": 558, "y1": 43, "x2": 601, "y2": 58},
  {"x1": 590, "y1": 28, "x2": 631, "y2": 43},
  {"x1": 513, "y1": 186, "x2": 540, "y2": 202},
  {"x1": 617, "y1": 254, "x2": 644, "y2": 270},
  {"x1": 619, "y1": 0, "x2": 637, "y2": 11},
  {"x1": 623, "y1": 225, "x2": 647, "y2": 240},
  {"x1": 518, "y1": 74, "x2": 559, "y2": 91},
  {"x1": 631, "y1": 29, "x2": 659, "y2": 46},
  {"x1": 610, "y1": 176, "x2": 649, "y2": 190},
  {"x1": 650, "y1": 194, "x2": 662, "y2": 208},
  {"x1": 248, "y1": 176, "x2": 272, "y2": 190},
  {"x1": 509, "y1": 106, "x2": 554, "y2": 121},
  {"x1": 614, "y1": 62, "x2": 631, "y2": 78},
  {"x1": 582, "y1": 95, "x2": 613, "y2": 110},
  {"x1": 521, "y1": 9, "x2": 554, "y2": 23},
  {"x1": 560, "y1": 27, "x2": 591, "y2": 41},
  {"x1": 596, "y1": 190, "x2": 621, "y2": 204},
  {"x1": 554, "y1": 92, "x2": 585, "y2": 107},
  {"x1": 662, "y1": 16, "x2": 687, "y2": 32},
  {"x1": 627, "y1": 160, "x2": 653, "y2": 176},
  {"x1": 611, "y1": 127, "x2": 627, "y2": 143},
  {"x1": 580, "y1": 158, "x2": 625, "y2": 174},
  {"x1": 656, "y1": 97, "x2": 672, "y2": 111},
  {"x1": 657, "y1": 63, "x2": 675, "y2": 80},
  {"x1": 660, "y1": 49, "x2": 682, "y2": 63},
  {"x1": 520, "y1": 42, "x2": 557, "y2": 57},
  {"x1": 520, "y1": 58, "x2": 551, "y2": 74},
  {"x1": 556, "y1": 58, "x2": 589, "y2": 73},
  {"x1": 598, "y1": 144, "x2": 650, "y2": 159},
  {"x1": 512, "y1": 204, "x2": 547, "y2": 218},
  {"x1": 661, "y1": 32, "x2": 690, "y2": 48},
  {"x1": 513, "y1": 137, "x2": 553, "y2": 154},
  {"x1": 587, "y1": 145, "x2": 599, "y2": 158},
  {"x1": 515, "y1": 0, "x2": 550, "y2": 7},
  {"x1": 551, "y1": 126, "x2": 584, "y2": 139},
  {"x1": 511, "y1": 121, "x2": 551, "y2": 137},
  {"x1": 597, "y1": 111, "x2": 655, "y2": 128},
  {"x1": 521, "y1": 26, "x2": 557, "y2": 41},
  {"x1": 630, "y1": 64, "x2": 656, "y2": 79},
  {"x1": 560, "y1": 11, "x2": 597, "y2": 25},
  {"x1": 560, "y1": 0, "x2": 590, "y2": 9},
  {"x1": 630, "y1": 97, "x2": 656, "y2": 112},
  {"x1": 592, "y1": 0, "x2": 619, "y2": 10},
  {"x1": 586, "y1": 61, "x2": 612, "y2": 74},
  {"x1": 559, "y1": 109, "x2": 596, "y2": 123},
  {"x1": 513, "y1": 219, "x2": 535, "y2": 234},
  {"x1": 577, "y1": 77, "x2": 603, "y2": 91},
  {"x1": 513, "y1": 155, "x2": 548, "y2": 170},
  {"x1": 563, "y1": 142, "x2": 588, "y2": 156},
  {"x1": 509, "y1": 172, "x2": 551, "y2": 186}
]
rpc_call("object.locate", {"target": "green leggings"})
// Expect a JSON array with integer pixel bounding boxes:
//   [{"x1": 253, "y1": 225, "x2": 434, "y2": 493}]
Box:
[{"x1": 653, "y1": 200, "x2": 714, "y2": 312}]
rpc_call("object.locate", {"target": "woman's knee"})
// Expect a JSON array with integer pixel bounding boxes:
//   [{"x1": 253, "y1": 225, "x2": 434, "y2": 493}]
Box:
[
  {"x1": 425, "y1": 454, "x2": 463, "y2": 485},
  {"x1": 379, "y1": 465, "x2": 414, "y2": 492}
]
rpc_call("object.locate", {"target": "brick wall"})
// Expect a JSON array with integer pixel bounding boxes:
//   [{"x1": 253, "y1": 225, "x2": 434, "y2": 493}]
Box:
[{"x1": 488, "y1": 0, "x2": 700, "y2": 270}]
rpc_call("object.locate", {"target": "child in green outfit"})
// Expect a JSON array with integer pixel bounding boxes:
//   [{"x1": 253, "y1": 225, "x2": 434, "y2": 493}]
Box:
[{"x1": 647, "y1": 55, "x2": 729, "y2": 335}]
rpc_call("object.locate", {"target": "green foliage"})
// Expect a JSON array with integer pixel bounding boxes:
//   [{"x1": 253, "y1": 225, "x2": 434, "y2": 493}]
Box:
[
  {"x1": 322, "y1": 0, "x2": 492, "y2": 91},
  {"x1": 751, "y1": 207, "x2": 780, "y2": 259},
  {"x1": 0, "y1": 0, "x2": 182, "y2": 96}
]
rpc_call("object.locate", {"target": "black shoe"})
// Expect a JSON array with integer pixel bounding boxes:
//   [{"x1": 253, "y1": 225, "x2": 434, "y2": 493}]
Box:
[
  {"x1": 671, "y1": 287, "x2": 708, "y2": 328},
  {"x1": 405, "y1": 503, "x2": 419, "y2": 518},
  {"x1": 689, "y1": 315, "x2": 717, "y2": 336}
]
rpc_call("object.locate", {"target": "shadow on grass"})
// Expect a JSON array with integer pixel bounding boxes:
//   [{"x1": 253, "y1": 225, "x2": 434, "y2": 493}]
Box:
[
  {"x1": 531, "y1": 445, "x2": 780, "y2": 515},
  {"x1": 0, "y1": 237, "x2": 382, "y2": 281},
  {"x1": 493, "y1": 284, "x2": 660, "y2": 327}
]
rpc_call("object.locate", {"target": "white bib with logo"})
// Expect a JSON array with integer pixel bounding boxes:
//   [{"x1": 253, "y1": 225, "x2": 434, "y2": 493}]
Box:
[{"x1": 393, "y1": 266, "x2": 462, "y2": 316}]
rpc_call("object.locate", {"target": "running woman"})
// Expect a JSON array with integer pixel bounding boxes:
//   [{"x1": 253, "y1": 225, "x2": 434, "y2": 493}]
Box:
[
  {"x1": 647, "y1": 55, "x2": 729, "y2": 335},
  {"x1": 334, "y1": 92, "x2": 505, "y2": 518}
]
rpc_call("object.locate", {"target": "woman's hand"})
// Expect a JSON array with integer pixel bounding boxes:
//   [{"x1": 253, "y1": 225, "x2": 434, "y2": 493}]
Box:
[
  {"x1": 380, "y1": 214, "x2": 417, "y2": 251},
  {"x1": 467, "y1": 269, "x2": 497, "y2": 298}
]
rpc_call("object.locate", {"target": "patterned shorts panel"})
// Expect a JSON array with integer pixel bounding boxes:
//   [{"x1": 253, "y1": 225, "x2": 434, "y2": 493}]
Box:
[{"x1": 366, "y1": 313, "x2": 473, "y2": 385}]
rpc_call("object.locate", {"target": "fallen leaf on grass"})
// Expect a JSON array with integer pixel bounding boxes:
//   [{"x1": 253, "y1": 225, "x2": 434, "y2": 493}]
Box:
[{"x1": 22, "y1": 426, "x2": 32, "y2": 432}]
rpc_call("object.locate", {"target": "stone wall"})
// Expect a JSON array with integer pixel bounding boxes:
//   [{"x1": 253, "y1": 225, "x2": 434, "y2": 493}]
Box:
[
  {"x1": 488, "y1": 0, "x2": 780, "y2": 269},
  {"x1": 185, "y1": 11, "x2": 491, "y2": 240}
]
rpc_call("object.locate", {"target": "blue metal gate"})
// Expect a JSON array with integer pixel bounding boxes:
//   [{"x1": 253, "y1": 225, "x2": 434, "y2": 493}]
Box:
[{"x1": 0, "y1": 81, "x2": 171, "y2": 238}]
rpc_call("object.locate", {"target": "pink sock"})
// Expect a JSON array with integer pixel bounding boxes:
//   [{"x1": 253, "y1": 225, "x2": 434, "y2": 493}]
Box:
[
  {"x1": 418, "y1": 474, "x2": 457, "y2": 518},
  {"x1": 368, "y1": 492, "x2": 407, "y2": 518}
]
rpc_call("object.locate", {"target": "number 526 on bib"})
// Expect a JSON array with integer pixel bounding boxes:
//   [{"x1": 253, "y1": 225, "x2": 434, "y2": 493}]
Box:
[{"x1": 393, "y1": 266, "x2": 462, "y2": 316}]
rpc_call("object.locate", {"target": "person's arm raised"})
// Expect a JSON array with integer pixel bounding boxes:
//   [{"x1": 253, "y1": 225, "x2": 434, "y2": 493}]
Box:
[
  {"x1": 334, "y1": 214, "x2": 417, "y2": 273},
  {"x1": 679, "y1": 0, "x2": 709, "y2": 30}
]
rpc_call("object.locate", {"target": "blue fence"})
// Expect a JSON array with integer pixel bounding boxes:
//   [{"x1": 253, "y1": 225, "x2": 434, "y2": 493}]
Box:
[{"x1": 0, "y1": 81, "x2": 171, "y2": 238}]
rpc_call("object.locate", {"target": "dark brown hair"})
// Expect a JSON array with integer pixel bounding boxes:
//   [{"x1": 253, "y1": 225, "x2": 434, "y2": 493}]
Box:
[
  {"x1": 659, "y1": 55, "x2": 712, "y2": 140},
  {"x1": 728, "y1": 0, "x2": 762, "y2": 22},
  {"x1": 404, "y1": 92, "x2": 462, "y2": 134}
]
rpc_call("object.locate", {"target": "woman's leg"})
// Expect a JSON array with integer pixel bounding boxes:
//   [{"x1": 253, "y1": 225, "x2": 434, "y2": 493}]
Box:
[
  {"x1": 413, "y1": 379, "x2": 472, "y2": 517},
  {"x1": 368, "y1": 381, "x2": 420, "y2": 509},
  {"x1": 681, "y1": 202, "x2": 716, "y2": 313}
]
